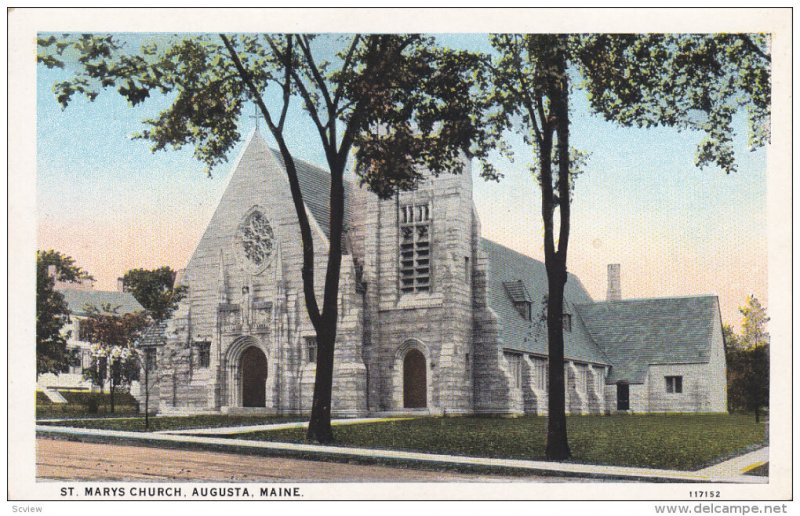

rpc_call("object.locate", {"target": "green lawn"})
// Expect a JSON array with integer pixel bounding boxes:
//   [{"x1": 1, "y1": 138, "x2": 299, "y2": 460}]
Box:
[
  {"x1": 36, "y1": 390, "x2": 139, "y2": 419},
  {"x1": 233, "y1": 414, "x2": 766, "y2": 471},
  {"x1": 38, "y1": 414, "x2": 304, "y2": 432}
]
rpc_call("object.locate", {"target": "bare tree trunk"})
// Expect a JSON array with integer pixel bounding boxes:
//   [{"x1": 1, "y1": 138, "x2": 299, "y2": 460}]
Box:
[
  {"x1": 307, "y1": 164, "x2": 345, "y2": 444},
  {"x1": 307, "y1": 325, "x2": 336, "y2": 443},
  {"x1": 545, "y1": 266, "x2": 570, "y2": 460},
  {"x1": 144, "y1": 359, "x2": 150, "y2": 430}
]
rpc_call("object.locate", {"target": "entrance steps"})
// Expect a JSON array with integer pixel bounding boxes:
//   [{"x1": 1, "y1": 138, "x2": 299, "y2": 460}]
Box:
[{"x1": 222, "y1": 407, "x2": 278, "y2": 416}]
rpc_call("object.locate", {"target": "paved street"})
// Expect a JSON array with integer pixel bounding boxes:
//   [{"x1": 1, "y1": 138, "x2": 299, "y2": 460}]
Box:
[{"x1": 37, "y1": 438, "x2": 548, "y2": 482}]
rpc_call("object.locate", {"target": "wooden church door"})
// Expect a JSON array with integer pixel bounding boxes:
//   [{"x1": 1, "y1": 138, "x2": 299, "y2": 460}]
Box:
[
  {"x1": 241, "y1": 346, "x2": 268, "y2": 407},
  {"x1": 617, "y1": 382, "x2": 630, "y2": 411},
  {"x1": 403, "y1": 349, "x2": 427, "y2": 408}
]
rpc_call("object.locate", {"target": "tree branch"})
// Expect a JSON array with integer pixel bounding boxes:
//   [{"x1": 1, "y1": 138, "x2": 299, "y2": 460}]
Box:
[
  {"x1": 331, "y1": 35, "x2": 362, "y2": 113},
  {"x1": 299, "y1": 35, "x2": 335, "y2": 117},
  {"x1": 510, "y1": 36, "x2": 544, "y2": 147},
  {"x1": 266, "y1": 35, "x2": 334, "y2": 160},
  {"x1": 737, "y1": 34, "x2": 770, "y2": 62},
  {"x1": 336, "y1": 36, "x2": 382, "y2": 164},
  {"x1": 276, "y1": 34, "x2": 293, "y2": 133},
  {"x1": 554, "y1": 66, "x2": 571, "y2": 260},
  {"x1": 220, "y1": 33, "x2": 322, "y2": 327}
]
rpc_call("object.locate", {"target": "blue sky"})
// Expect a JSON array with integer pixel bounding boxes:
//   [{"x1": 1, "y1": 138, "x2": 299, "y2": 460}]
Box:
[{"x1": 36, "y1": 33, "x2": 768, "y2": 328}]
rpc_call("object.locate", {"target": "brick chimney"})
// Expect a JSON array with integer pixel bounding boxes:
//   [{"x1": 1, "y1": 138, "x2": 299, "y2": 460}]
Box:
[{"x1": 606, "y1": 264, "x2": 621, "y2": 301}]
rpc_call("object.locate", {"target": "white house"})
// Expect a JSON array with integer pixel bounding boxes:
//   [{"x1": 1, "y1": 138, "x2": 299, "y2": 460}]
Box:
[{"x1": 37, "y1": 284, "x2": 144, "y2": 397}]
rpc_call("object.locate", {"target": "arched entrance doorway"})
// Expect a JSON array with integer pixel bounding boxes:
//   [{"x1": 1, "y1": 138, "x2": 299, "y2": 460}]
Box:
[
  {"x1": 403, "y1": 349, "x2": 427, "y2": 408},
  {"x1": 240, "y1": 346, "x2": 268, "y2": 407}
]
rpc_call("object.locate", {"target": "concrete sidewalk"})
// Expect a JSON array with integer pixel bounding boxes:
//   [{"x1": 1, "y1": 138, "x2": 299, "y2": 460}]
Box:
[
  {"x1": 36, "y1": 424, "x2": 767, "y2": 483},
  {"x1": 697, "y1": 447, "x2": 769, "y2": 479},
  {"x1": 153, "y1": 416, "x2": 412, "y2": 435}
]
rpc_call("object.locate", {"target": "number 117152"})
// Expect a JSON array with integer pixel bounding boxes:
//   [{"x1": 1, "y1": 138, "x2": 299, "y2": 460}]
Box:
[{"x1": 690, "y1": 491, "x2": 721, "y2": 498}]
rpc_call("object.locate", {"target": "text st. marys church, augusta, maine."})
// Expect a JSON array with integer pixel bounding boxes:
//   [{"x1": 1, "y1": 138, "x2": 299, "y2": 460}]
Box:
[{"x1": 132, "y1": 130, "x2": 727, "y2": 417}]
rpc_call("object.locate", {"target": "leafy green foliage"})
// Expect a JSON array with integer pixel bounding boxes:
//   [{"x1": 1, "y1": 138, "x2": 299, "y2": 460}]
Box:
[
  {"x1": 725, "y1": 296, "x2": 770, "y2": 420},
  {"x1": 348, "y1": 39, "x2": 501, "y2": 197},
  {"x1": 36, "y1": 265, "x2": 69, "y2": 376},
  {"x1": 122, "y1": 266, "x2": 187, "y2": 322},
  {"x1": 81, "y1": 304, "x2": 150, "y2": 412},
  {"x1": 237, "y1": 414, "x2": 765, "y2": 470},
  {"x1": 38, "y1": 33, "x2": 494, "y2": 188},
  {"x1": 37, "y1": 249, "x2": 94, "y2": 284},
  {"x1": 36, "y1": 250, "x2": 93, "y2": 376},
  {"x1": 738, "y1": 294, "x2": 770, "y2": 349},
  {"x1": 480, "y1": 33, "x2": 771, "y2": 460},
  {"x1": 572, "y1": 34, "x2": 770, "y2": 173},
  {"x1": 38, "y1": 32, "x2": 498, "y2": 442}
]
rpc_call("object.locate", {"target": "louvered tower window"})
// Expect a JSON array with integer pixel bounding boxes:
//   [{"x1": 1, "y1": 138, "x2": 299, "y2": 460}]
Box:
[{"x1": 400, "y1": 203, "x2": 431, "y2": 293}]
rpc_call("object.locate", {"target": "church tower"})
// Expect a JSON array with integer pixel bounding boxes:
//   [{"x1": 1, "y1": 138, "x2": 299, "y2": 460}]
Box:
[{"x1": 352, "y1": 159, "x2": 478, "y2": 414}]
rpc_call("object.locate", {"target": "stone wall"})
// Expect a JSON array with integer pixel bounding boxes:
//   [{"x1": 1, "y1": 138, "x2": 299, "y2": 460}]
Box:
[
  {"x1": 147, "y1": 132, "x2": 369, "y2": 416},
  {"x1": 472, "y1": 239, "x2": 518, "y2": 415},
  {"x1": 520, "y1": 355, "x2": 546, "y2": 415},
  {"x1": 358, "y1": 161, "x2": 484, "y2": 414},
  {"x1": 646, "y1": 363, "x2": 718, "y2": 413}
]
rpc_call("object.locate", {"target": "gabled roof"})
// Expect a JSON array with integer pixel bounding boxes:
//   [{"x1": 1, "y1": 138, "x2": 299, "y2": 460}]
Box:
[
  {"x1": 137, "y1": 320, "x2": 168, "y2": 347},
  {"x1": 576, "y1": 296, "x2": 719, "y2": 384},
  {"x1": 57, "y1": 288, "x2": 144, "y2": 317},
  {"x1": 482, "y1": 239, "x2": 610, "y2": 365},
  {"x1": 272, "y1": 150, "x2": 352, "y2": 239},
  {"x1": 503, "y1": 280, "x2": 532, "y2": 304}
]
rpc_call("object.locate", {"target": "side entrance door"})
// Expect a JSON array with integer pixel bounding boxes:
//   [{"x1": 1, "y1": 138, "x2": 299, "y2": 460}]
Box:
[{"x1": 616, "y1": 383, "x2": 630, "y2": 411}]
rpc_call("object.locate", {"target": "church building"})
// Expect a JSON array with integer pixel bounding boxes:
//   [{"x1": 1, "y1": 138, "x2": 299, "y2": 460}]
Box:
[{"x1": 137, "y1": 131, "x2": 727, "y2": 417}]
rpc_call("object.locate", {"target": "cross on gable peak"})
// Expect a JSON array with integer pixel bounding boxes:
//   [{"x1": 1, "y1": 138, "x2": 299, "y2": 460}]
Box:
[{"x1": 248, "y1": 103, "x2": 265, "y2": 130}]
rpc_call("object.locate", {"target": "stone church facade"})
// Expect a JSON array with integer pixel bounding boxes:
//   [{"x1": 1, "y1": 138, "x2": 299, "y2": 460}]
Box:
[{"x1": 137, "y1": 131, "x2": 727, "y2": 417}]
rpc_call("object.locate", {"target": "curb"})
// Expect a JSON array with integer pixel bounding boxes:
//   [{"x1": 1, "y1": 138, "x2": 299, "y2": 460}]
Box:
[{"x1": 36, "y1": 425, "x2": 765, "y2": 483}]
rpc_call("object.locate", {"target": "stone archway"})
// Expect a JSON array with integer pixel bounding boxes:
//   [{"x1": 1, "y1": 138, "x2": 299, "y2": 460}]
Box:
[
  {"x1": 403, "y1": 349, "x2": 427, "y2": 408},
  {"x1": 240, "y1": 346, "x2": 268, "y2": 407}
]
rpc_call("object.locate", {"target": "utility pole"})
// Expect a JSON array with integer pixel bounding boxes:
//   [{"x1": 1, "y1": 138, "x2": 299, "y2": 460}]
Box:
[{"x1": 144, "y1": 352, "x2": 150, "y2": 431}]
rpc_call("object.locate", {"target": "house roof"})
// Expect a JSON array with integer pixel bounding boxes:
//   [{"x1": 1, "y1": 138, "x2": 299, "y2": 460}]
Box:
[
  {"x1": 576, "y1": 295, "x2": 719, "y2": 384},
  {"x1": 272, "y1": 150, "x2": 352, "y2": 239},
  {"x1": 482, "y1": 239, "x2": 611, "y2": 365},
  {"x1": 57, "y1": 288, "x2": 145, "y2": 317}
]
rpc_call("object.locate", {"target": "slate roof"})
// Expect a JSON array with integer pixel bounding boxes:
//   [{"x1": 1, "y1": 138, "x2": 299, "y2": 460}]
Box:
[
  {"x1": 57, "y1": 288, "x2": 145, "y2": 317},
  {"x1": 272, "y1": 151, "x2": 352, "y2": 239},
  {"x1": 503, "y1": 280, "x2": 532, "y2": 303},
  {"x1": 137, "y1": 320, "x2": 168, "y2": 347},
  {"x1": 262, "y1": 143, "x2": 720, "y2": 381},
  {"x1": 576, "y1": 296, "x2": 719, "y2": 384},
  {"x1": 482, "y1": 239, "x2": 610, "y2": 365}
]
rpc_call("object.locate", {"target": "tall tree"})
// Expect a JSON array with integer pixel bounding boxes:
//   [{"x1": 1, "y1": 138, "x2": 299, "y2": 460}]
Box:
[
  {"x1": 35, "y1": 250, "x2": 94, "y2": 376},
  {"x1": 39, "y1": 34, "x2": 492, "y2": 442},
  {"x1": 726, "y1": 295, "x2": 770, "y2": 422},
  {"x1": 482, "y1": 34, "x2": 770, "y2": 459},
  {"x1": 82, "y1": 304, "x2": 150, "y2": 413},
  {"x1": 122, "y1": 266, "x2": 187, "y2": 322},
  {"x1": 738, "y1": 294, "x2": 770, "y2": 350}
]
